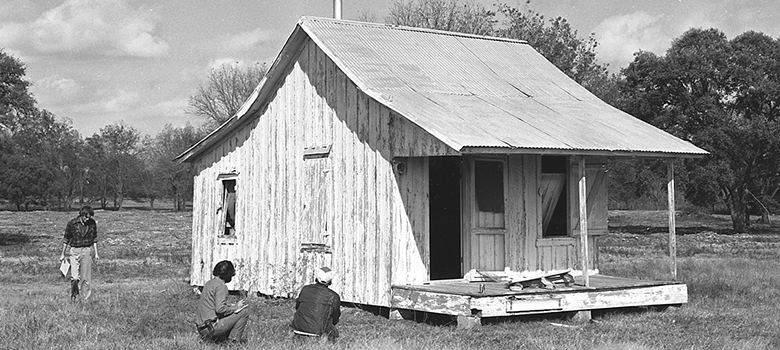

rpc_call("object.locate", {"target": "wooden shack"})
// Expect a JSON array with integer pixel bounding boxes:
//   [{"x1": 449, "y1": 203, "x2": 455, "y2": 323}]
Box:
[{"x1": 176, "y1": 17, "x2": 708, "y2": 326}]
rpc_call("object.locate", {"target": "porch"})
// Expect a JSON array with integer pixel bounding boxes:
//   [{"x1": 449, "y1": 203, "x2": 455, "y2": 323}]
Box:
[{"x1": 390, "y1": 275, "x2": 687, "y2": 328}]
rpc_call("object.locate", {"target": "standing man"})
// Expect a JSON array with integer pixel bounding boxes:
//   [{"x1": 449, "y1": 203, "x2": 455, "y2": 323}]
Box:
[
  {"x1": 59, "y1": 205, "x2": 99, "y2": 301},
  {"x1": 291, "y1": 267, "x2": 341, "y2": 342},
  {"x1": 195, "y1": 260, "x2": 250, "y2": 344}
]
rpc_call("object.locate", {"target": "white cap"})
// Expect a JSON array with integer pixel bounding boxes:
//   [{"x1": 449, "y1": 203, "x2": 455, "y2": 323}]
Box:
[{"x1": 316, "y1": 266, "x2": 334, "y2": 284}]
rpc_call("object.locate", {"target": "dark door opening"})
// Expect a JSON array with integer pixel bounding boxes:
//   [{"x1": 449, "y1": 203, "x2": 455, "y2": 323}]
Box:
[{"x1": 429, "y1": 157, "x2": 462, "y2": 280}]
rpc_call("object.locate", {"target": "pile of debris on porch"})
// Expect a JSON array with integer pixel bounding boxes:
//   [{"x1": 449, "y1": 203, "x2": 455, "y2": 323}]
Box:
[{"x1": 463, "y1": 268, "x2": 575, "y2": 291}]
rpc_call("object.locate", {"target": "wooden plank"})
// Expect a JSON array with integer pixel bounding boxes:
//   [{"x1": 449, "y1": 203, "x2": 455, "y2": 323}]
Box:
[
  {"x1": 525, "y1": 155, "x2": 539, "y2": 271},
  {"x1": 506, "y1": 155, "x2": 524, "y2": 272},
  {"x1": 391, "y1": 164, "x2": 406, "y2": 285},
  {"x1": 260, "y1": 101, "x2": 272, "y2": 293},
  {"x1": 323, "y1": 47, "x2": 336, "y2": 281},
  {"x1": 667, "y1": 159, "x2": 677, "y2": 280},
  {"x1": 391, "y1": 288, "x2": 472, "y2": 316},
  {"x1": 366, "y1": 97, "x2": 380, "y2": 303},
  {"x1": 332, "y1": 66, "x2": 346, "y2": 297},
  {"x1": 344, "y1": 78, "x2": 357, "y2": 301},
  {"x1": 461, "y1": 157, "x2": 472, "y2": 272},
  {"x1": 578, "y1": 157, "x2": 589, "y2": 286},
  {"x1": 270, "y1": 64, "x2": 284, "y2": 292},
  {"x1": 290, "y1": 53, "x2": 303, "y2": 289},
  {"x1": 506, "y1": 296, "x2": 562, "y2": 313},
  {"x1": 470, "y1": 284, "x2": 687, "y2": 317},
  {"x1": 357, "y1": 88, "x2": 370, "y2": 303},
  {"x1": 377, "y1": 102, "x2": 393, "y2": 305}
]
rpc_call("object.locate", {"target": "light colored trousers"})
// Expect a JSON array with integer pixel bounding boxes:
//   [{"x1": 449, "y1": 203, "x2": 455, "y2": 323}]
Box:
[
  {"x1": 69, "y1": 246, "x2": 93, "y2": 300},
  {"x1": 199, "y1": 311, "x2": 250, "y2": 342}
]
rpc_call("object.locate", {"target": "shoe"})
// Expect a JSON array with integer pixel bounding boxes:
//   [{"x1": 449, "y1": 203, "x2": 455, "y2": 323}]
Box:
[{"x1": 70, "y1": 279, "x2": 80, "y2": 299}]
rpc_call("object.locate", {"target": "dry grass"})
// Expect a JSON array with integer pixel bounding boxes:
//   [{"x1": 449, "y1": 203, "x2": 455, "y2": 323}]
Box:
[{"x1": 1, "y1": 208, "x2": 779, "y2": 349}]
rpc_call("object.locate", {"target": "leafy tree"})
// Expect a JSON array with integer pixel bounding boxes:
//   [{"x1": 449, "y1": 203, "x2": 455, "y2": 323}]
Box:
[
  {"x1": 0, "y1": 103, "x2": 83, "y2": 210},
  {"x1": 188, "y1": 62, "x2": 267, "y2": 126},
  {"x1": 0, "y1": 49, "x2": 36, "y2": 137},
  {"x1": 386, "y1": 0, "x2": 496, "y2": 35},
  {"x1": 619, "y1": 29, "x2": 780, "y2": 232},
  {"x1": 48, "y1": 127, "x2": 87, "y2": 211},
  {"x1": 84, "y1": 123, "x2": 142, "y2": 210},
  {"x1": 139, "y1": 124, "x2": 206, "y2": 210},
  {"x1": 0, "y1": 154, "x2": 54, "y2": 210}
]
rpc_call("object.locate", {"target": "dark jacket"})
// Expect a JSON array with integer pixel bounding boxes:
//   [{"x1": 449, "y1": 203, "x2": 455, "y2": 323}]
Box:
[
  {"x1": 63, "y1": 216, "x2": 98, "y2": 248},
  {"x1": 291, "y1": 283, "x2": 341, "y2": 335}
]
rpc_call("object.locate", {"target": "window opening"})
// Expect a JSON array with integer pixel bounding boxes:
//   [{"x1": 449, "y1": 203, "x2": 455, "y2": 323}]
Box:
[
  {"x1": 541, "y1": 156, "x2": 568, "y2": 237},
  {"x1": 221, "y1": 179, "x2": 237, "y2": 236},
  {"x1": 475, "y1": 160, "x2": 505, "y2": 228}
]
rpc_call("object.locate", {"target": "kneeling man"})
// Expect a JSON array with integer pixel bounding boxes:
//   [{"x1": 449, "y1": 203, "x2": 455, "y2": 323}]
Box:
[
  {"x1": 291, "y1": 267, "x2": 341, "y2": 342},
  {"x1": 195, "y1": 260, "x2": 250, "y2": 343}
]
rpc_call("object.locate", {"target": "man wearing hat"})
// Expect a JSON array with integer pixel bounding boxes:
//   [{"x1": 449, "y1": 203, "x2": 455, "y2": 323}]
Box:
[{"x1": 291, "y1": 266, "x2": 341, "y2": 341}]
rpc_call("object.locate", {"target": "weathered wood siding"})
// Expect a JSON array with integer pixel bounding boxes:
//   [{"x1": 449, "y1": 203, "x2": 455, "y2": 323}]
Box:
[{"x1": 190, "y1": 37, "x2": 455, "y2": 307}]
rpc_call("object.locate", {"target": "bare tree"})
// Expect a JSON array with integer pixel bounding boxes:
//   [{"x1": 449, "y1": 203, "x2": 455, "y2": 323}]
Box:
[
  {"x1": 187, "y1": 62, "x2": 268, "y2": 126},
  {"x1": 386, "y1": 0, "x2": 496, "y2": 36}
]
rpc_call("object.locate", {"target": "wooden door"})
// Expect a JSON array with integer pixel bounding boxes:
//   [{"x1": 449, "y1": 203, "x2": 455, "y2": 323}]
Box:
[{"x1": 464, "y1": 157, "x2": 507, "y2": 271}]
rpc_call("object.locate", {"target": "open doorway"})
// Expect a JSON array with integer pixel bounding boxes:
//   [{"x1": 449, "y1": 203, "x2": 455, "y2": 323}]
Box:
[{"x1": 429, "y1": 157, "x2": 462, "y2": 280}]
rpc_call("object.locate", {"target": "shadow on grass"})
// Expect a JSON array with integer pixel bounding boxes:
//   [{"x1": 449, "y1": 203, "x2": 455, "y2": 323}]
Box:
[{"x1": 0, "y1": 232, "x2": 49, "y2": 246}]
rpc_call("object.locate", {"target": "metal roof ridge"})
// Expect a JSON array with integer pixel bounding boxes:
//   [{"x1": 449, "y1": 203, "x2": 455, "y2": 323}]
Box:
[{"x1": 299, "y1": 16, "x2": 528, "y2": 45}]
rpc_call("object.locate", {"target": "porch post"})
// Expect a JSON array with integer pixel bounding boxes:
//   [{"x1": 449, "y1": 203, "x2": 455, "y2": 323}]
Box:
[
  {"x1": 578, "y1": 157, "x2": 589, "y2": 287},
  {"x1": 667, "y1": 159, "x2": 677, "y2": 280}
]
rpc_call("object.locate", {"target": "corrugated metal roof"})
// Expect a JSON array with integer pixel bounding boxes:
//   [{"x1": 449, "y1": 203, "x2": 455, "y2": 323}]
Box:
[
  {"x1": 300, "y1": 17, "x2": 708, "y2": 156},
  {"x1": 177, "y1": 17, "x2": 707, "y2": 162}
]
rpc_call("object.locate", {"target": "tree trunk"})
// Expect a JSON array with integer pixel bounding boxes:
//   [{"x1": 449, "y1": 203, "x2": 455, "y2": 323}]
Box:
[{"x1": 729, "y1": 193, "x2": 747, "y2": 233}]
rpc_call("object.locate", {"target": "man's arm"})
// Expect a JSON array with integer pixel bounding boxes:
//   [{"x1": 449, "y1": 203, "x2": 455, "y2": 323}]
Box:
[
  {"x1": 60, "y1": 243, "x2": 68, "y2": 261},
  {"x1": 331, "y1": 294, "x2": 341, "y2": 325},
  {"x1": 92, "y1": 221, "x2": 99, "y2": 261},
  {"x1": 213, "y1": 284, "x2": 244, "y2": 316}
]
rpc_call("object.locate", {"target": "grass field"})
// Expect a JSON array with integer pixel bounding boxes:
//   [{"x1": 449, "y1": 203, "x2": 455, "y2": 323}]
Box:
[{"x1": 1, "y1": 208, "x2": 779, "y2": 349}]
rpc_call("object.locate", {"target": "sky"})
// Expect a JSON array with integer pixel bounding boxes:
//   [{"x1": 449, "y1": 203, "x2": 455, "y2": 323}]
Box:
[{"x1": 1, "y1": 0, "x2": 778, "y2": 137}]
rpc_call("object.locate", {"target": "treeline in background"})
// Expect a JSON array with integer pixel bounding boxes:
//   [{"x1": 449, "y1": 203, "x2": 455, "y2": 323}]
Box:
[{"x1": 2, "y1": 0, "x2": 780, "y2": 233}]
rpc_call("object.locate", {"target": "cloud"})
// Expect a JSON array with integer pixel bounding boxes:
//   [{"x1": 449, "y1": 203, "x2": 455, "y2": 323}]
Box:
[
  {"x1": 593, "y1": 12, "x2": 669, "y2": 69},
  {"x1": 49, "y1": 93, "x2": 198, "y2": 137},
  {"x1": 0, "y1": 0, "x2": 41, "y2": 21},
  {"x1": 223, "y1": 28, "x2": 274, "y2": 52},
  {"x1": 32, "y1": 75, "x2": 84, "y2": 104},
  {"x1": 104, "y1": 90, "x2": 140, "y2": 113},
  {"x1": 0, "y1": 0, "x2": 169, "y2": 58},
  {"x1": 151, "y1": 97, "x2": 189, "y2": 117}
]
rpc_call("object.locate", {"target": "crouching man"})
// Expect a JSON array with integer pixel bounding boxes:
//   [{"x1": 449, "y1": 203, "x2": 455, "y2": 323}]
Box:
[
  {"x1": 195, "y1": 260, "x2": 250, "y2": 344},
  {"x1": 291, "y1": 267, "x2": 341, "y2": 342}
]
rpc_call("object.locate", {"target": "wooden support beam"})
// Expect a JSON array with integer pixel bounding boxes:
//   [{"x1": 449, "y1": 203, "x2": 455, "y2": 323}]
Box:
[
  {"x1": 667, "y1": 159, "x2": 677, "y2": 281},
  {"x1": 578, "y1": 157, "x2": 589, "y2": 287}
]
